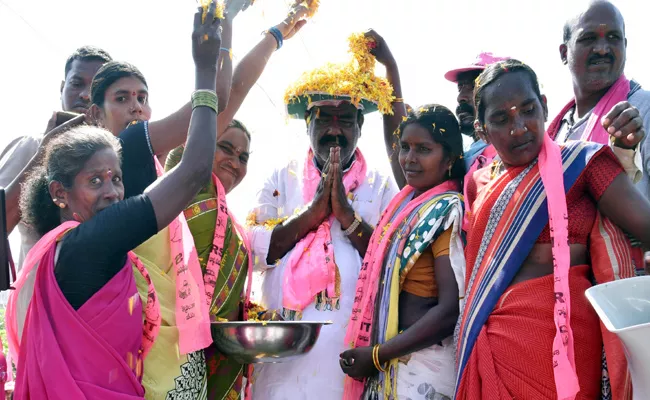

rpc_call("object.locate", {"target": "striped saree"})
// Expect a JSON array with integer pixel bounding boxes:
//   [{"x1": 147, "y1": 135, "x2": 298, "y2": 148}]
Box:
[{"x1": 455, "y1": 141, "x2": 634, "y2": 400}]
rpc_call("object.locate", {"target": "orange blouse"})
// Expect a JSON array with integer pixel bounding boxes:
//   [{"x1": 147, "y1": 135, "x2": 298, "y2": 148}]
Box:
[{"x1": 402, "y1": 227, "x2": 452, "y2": 298}]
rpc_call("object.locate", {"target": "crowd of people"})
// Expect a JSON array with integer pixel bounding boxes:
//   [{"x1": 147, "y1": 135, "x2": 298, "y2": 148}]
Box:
[{"x1": 0, "y1": 0, "x2": 648, "y2": 399}]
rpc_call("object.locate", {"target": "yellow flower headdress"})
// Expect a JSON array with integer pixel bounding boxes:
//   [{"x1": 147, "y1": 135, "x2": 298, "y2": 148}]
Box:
[{"x1": 285, "y1": 33, "x2": 395, "y2": 118}]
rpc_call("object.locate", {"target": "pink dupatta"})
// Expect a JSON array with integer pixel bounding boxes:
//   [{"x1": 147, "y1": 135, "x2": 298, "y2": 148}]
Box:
[
  {"x1": 152, "y1": 159, "x2": 254, "y2": 356},
  {"x1": 549, "y1": 75, "x2": 630, "y2": 143},
  {"x1": 155, "y1": 159, "x2": 254, "y2": 398},
  {"x1": 10, "y1": 221, "x2": 160, "y2": 399},
  {"x1": 282, "y1": 149, "x2": 367, "y2": 316}
]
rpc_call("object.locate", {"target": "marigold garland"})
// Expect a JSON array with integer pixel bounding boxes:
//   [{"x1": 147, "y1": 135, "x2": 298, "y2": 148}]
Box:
[
  {"x1": 285, "y1": 32, "x2": 395, "y2": 115},
  {"x1": 200, "y1": 0, "x2": 225, "y2": 20}
]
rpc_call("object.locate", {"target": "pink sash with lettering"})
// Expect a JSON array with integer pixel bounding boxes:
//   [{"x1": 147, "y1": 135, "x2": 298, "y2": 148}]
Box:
[
  {"x1": 282, "y1": 149, "x2": 367, "y2": 315},
  {"x1": 10, "y1": 221, "x2": 160, "y2": 399}
]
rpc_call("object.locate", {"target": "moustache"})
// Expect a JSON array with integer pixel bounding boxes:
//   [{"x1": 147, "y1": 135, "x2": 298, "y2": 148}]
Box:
[
  {"x1": 587, "y1": 54, "x2": 615, "y2": 65},
  {"x1": 319, "y1": 135, "x2": 348, "y2": 147},
  {"x1": 456, "y1": 103, "x2": 475, "y2": 116}
]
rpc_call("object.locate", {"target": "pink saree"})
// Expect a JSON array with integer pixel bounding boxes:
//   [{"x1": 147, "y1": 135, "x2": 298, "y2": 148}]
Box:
[{"x1": 9, "y1": 221, "x2": 160, "y2": 399}]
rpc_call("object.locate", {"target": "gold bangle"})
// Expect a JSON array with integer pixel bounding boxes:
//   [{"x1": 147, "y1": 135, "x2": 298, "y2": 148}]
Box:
[
  {"x1": 393, "y1": 97, "x2": 405, "y2": 103},
  {"x1": 191, "y1": 89, "x2": 218, "y2": 112},
  {"x1": 372, "y1": 344, "x2": 386, "y2": 372}
]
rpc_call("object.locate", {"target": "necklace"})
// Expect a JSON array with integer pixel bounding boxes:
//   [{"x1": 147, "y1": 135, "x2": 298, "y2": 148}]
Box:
[{"x1": 490, "y1": 159, "x2": 505, "y2": 180}]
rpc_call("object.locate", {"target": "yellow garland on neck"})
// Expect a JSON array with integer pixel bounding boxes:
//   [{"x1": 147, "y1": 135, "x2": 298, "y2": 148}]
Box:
[{"x1": 284, "y1": 32, "x2": 395, "y2": 115}]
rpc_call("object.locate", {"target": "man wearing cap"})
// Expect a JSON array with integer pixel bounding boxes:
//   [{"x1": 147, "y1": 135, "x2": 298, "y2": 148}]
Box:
[
  {"x1": 444, "y1": 52, "x2": 509, "y2": 230},
  {"x1": 247, "y1": 94, "x2": 397, "y2": 398}
]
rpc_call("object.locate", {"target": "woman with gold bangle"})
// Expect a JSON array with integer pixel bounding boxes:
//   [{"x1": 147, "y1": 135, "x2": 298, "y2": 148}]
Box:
[
  {"x1": 338, "y1": 70, "x2": 465, "y2": 400},
  {"x1": 131, "y1": 1, "x2": 315, "y2": 399},
  {"x1": 6, "y1": 4, "x2": 222, "y2": 396}
]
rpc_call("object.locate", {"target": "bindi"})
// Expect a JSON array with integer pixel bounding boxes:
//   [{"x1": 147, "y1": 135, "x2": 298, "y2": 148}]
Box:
[
  {"x1": 597, "y1": 24, "x2": 607, "y2": 38},
  {"x1": 107, "y1": 169, "x2": 113, "y2": 178},
  {"x1": 131, "y1": 91, "x2": 137, "y2": 97}
]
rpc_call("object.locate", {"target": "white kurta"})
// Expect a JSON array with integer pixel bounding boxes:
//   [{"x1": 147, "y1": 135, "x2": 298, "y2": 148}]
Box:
[{"x1": 247, "y1": 154, "x2": 398, "y2": 400}]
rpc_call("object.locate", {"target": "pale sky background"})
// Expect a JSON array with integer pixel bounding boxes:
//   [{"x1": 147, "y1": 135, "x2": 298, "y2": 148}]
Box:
[{"x1": 1, "y1": 0, "x2": 649, "y2": 255}]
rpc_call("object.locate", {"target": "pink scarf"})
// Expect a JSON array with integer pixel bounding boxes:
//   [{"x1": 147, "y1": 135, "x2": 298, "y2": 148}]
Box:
[
  {"x1": 544, "y1": 75, "x2": 630, "y2": 400},
  {"x1": 343, "y1": 180, "x2": 459, "y2": 400},
  {"x1": 538, "y1": 133, "x2": 580, "y2": 400},
  {"x1": 11, "y1": 221, "x2": 160, "y2": 398},
  {"x1": 463, "y1": 145, "x2": 496, "y2": 232},
  {"x1": 549, "y1": 75, "x2": 630, "y2": 144},
  {"x1": 152, "y1": 159, "x2": 216, "y2": 355},
  {"x1": 157, "y1": 156, "x2": 255, "y2": 398},
  {"x1": 282, "y1": 149, "x2": 367, "y2": 315}
]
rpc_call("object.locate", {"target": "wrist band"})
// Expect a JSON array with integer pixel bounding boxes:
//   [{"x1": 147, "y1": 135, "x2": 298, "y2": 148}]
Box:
[
  {"x1": 220, "y1": 47, "x2": 233, "y2": 60},
  {"x1": 191, "y1": 89, "x2": 218, "y2": 113},
  {"x1": 266, "y1": 26, "x2": 283, "y2": 50},
  {"x1": 343, "y1": 212, "x2": 362, "y2": 236}
]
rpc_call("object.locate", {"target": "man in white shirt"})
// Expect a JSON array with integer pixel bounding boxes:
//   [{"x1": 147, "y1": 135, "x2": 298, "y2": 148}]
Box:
[
  {"x1": 247, "y1": 97, "x2": 398, "y2": 399},
  {"x1": 0, "y1": 46, "x2": 112, "y2": 287}
]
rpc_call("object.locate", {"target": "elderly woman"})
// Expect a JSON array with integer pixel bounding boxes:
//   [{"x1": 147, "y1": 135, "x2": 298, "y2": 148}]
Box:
[
  {"x1": 5, "y1": 3, "x2": 223, "y2": 397},
  {"x1": 456, "y1": 59, "x2": 650, "y2": 400}
]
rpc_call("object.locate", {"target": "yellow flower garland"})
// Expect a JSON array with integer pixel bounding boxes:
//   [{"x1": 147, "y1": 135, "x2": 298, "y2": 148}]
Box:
[
  {"x1": 200, "y1": 0, "x2": 225, "y2": 20},
  {"x1": 285, "y1": 33, "x2": 395, "y2": 115}
]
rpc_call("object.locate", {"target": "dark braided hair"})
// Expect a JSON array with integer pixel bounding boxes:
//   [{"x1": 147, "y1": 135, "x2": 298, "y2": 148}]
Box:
[
  {"x1": 396, "y1": 104, "x2": 466, "y2": 182},
  {"x1": 20, "y1": 126, "x2": 122, "y2": 236},
  {"x1": 474, "y1": 59, "x2": 544, "y2": 126},
  {"x1": 90, "y1": 61, "x2": 148, "y2": 108}
]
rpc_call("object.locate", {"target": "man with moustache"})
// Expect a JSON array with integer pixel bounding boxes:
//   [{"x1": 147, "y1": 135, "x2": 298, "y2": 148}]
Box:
[
  {"x1": 550, "y1": 0, "x2": 650, "y2": 274},
  {"x1": 444, "y1": 52, "x2": 509, "y2": 229},
  {"x1": 247, "y1": 95, "x2": 398, "y2": 399},
  {"x1": 0, "y1": 46, "x2": 112, "y2": 278}
]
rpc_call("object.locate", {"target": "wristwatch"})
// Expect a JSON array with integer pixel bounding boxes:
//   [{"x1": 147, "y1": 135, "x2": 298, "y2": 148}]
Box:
[{"x1": 343, "y1": 212, "x2": 362, "y2": 236}]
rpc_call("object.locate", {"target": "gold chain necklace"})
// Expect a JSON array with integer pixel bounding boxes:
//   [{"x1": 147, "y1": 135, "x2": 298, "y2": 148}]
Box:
[{"x1": 490, "y1": 159, "x2": 505, "y2": 180}]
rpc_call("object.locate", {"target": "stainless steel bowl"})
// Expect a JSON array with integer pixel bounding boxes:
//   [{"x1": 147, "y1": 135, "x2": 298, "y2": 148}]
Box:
[{"x1": 211, "y1": 321, "x2": 332, "y2": 364}]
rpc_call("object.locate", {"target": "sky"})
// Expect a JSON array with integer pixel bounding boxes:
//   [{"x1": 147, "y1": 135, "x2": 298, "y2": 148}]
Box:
[{"x1": 1, "y1": 0, "x2": 649, "y2": 254}]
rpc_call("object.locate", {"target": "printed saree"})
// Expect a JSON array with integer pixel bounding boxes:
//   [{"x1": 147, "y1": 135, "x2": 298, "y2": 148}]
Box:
[
  {"x1": 455, "y1": 141, "x2": 634, "y2": 400},
  {"x1": 344, "y1": 181, "x2": 465, "y2": 400}
]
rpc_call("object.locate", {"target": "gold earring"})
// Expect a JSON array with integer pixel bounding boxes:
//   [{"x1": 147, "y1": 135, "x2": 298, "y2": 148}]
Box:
[{"x1": 58, "y1": 203, "x2": 66, "y2": 209}]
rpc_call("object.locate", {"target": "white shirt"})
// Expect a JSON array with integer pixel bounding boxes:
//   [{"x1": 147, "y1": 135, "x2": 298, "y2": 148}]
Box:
[
  {"x1": 0, "y1": 136, "x2": 40, "y2": 305},
  {"x1": 247, "y1": 153, "x2": 398, "y2": 400}
]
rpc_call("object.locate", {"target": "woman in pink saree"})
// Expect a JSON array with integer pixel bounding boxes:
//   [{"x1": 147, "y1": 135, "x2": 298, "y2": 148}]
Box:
[{"x1": 5, "y1": 3, "x2": 225, "y2": 398}]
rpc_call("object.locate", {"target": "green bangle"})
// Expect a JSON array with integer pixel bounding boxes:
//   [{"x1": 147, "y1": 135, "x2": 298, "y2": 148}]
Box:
[{"x1": 191, "y1": 89, "x2": 218, "y2": 112}]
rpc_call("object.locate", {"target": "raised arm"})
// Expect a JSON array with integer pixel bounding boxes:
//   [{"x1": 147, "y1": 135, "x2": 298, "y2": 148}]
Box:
[
  {"x1": 215, "y1": 18, "x2": 233, "y2": 112},
  {"x1": 365, "y1": 29, "x2": 407, "y2": 189},
  {"x1": 145, "y1": 4, "x2": 222, "y2": 231},
  {"x1": 216, "y1": 1, "x2": 310, "y2": 131}
]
